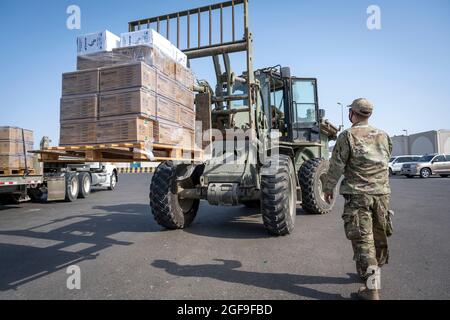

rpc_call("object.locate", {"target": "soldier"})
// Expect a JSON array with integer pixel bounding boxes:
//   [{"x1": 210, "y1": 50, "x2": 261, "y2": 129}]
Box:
[{"x1": 323, "y1": 98, "x2": 393, "y2": 300}]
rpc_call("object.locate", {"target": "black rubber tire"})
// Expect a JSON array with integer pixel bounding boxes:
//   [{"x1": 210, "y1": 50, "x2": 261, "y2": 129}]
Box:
[
  {"x1": 440, "y1": 175, "x2": 449, "y2": 178},
  {"x1": 108, "y1": 172, "x2": 117, "y2": 190},
  {"x1": 150, "y1": 161, "x2": 199, "y2": 230},
  {"x1": 299, "y1": 158, "x2": 336, "y2": 215},
  {"x1": 405, "y1": 175, "x2": 414, "y2": 179},
  {"x1": 420, "y1": 168, "x2": 431, "y2": 179},
  {"x1": 65, "y1": 173, "x2": 79, "y2": 202},
  {"x1": 78, "y1": 172, "x2": 91, "y2": 199},
  {"x1": 28, "y1": 187, "x2": 47, "y2": 203},
  {"x1": 389, "y1": 168, "x2": 394, "y2": 176},
  {"x1": 261, "y1": 155, "x2": 297, "y2": 236},
  {"x1": 242, "y1": 200, "x2": 260, "y2": 208}
]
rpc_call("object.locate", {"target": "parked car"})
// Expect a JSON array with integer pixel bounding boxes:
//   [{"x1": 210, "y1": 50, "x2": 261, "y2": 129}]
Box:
[
  {"x1": 401, "y1": 154, "x2": 450, "y2": 178},
  {"x1": 389, "y1": 155, "x2": 422, "y2": 175}
]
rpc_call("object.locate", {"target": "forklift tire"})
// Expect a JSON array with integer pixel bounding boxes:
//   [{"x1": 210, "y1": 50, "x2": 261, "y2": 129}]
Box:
[
  {"x1": 150, "y1": 161, "x2": 199, "y2": 230},
  {"x1": 65, "y1": 173, "x2": 79, "y2": 202},
  {"x1": 78, "y1": 172, "x2": 91, "y2": 198},
  {"x1": 299, "y1": 158, "x2": 335, "y2": 215},
  {"x1": 261, "y1": 155, "x2": 297, "y2": 236}
]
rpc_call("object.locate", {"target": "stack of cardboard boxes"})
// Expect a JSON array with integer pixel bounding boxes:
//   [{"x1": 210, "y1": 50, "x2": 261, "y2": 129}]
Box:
[
  {"x1": 60, "y1": 29, "x2": 196, "y2": 149},
  {"x1": 0, "y1": 127, "x2": 35, "y2": 173}
]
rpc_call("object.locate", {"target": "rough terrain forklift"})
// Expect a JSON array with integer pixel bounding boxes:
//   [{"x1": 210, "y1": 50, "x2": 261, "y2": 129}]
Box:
[{"x1": 128, "y1": 0, "x2": 339, "y2": 236}]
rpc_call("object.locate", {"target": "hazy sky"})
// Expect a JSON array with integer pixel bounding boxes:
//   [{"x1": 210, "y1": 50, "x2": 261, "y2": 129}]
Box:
[{"x1": 0, "y1": 0, "x2": 449, "y2": 146}]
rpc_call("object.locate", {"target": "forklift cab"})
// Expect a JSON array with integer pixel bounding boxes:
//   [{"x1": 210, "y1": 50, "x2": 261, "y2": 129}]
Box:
[{"x1": 261, "y1": 68, "x2": 322, "y2": 143}]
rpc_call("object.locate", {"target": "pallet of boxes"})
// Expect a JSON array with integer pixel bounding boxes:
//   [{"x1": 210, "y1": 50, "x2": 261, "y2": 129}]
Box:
[
  {"x1": 59, "y1": 29, "x2": 197, "y2": 162},
  {"x1": 0, "y1": 127, "x2": 37, "y2": 175}
]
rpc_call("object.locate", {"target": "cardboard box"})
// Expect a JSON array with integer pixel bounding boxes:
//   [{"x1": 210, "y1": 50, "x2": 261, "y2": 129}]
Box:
[
  {"x1": 175, "y1": 64, "x2": 195, "y2": 89},
  {"x1": 99, "y1": 88, "x2": 156, "y2": 118},
  {"x1": 172, "y1": 44, "x2": 188, "y2": 67},
  {"x1": 153, "y1": 120, "x2": 195, "y2": 147},
  {"x1": 60, "y1": 120, "x2": 97, "y2": 146},
  {"x1": 156, "y1": 95, "x2": 179, "y2": 123},
  {"x1": 0, "y1": 154, "x2": 35, "y2": 170},
  {"x1": 178, "y1": 106, "x2": 196, "y2": 130},
  {"x1": 62, "y1": 69, "x2": 100, "y2": 96},
  {"x1": 156, "y1": 72, "x2": 176, "y2": 100},
  {"x1": 0, "y1": 127, "x2": 33, "y2": 142},
  {"x1": 0, "y1": 140, "x2": 34, "y2": 155},
  {"x1": 77, "y1": 30, "x2": 120, "y2": 56},
  {"x1": 120, "y1": 29, "x2": 174, "y2": 60},
  {"x1": 97, "y1": 116, "x2": 154, "y2": 144},
  {"x1": 60, "y1": 94, "x2": 98, "y2": 121},
  {"x1": 176, "y1": 84, "x2": 195, "y2": 109},
  {"x1": 112, "y1": 46, "x2": 176, "y2": 78},
  {"x1": 100, "y1": 62, "x2": 157, "y2": 92}
]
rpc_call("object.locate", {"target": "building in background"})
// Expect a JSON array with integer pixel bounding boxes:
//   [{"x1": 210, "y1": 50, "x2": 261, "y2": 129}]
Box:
[{"x1": 391, "y1": 129, "x2": 450, "y2": 156}]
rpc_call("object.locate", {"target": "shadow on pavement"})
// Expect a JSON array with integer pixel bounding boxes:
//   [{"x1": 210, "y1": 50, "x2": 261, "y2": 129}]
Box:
[
  {"x1": 0, "y1": 205, "x2": 157, "y2": 291},
  {"x1": 184, "y1": 204, "x2": 269, "y2": 239},
  {"x1": 152, "y1": 259, "x2": 355, "y2": 300}
]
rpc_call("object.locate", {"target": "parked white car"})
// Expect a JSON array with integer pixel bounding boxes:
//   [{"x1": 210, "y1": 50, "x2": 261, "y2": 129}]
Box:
[{"x1": 389, "y1": 155, "x2": 421, "y2": 175}]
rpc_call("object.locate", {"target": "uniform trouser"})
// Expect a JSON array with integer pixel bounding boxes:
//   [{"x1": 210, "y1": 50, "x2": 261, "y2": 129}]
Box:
[{"x1": 342, "y1": 194, "x2": 391, "y2": 279}]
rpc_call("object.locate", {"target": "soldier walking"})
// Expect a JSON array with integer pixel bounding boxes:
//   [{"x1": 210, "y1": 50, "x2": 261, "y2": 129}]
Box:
[{"x1": 323, "y1": 98, "x2": 393, "y2": 300}]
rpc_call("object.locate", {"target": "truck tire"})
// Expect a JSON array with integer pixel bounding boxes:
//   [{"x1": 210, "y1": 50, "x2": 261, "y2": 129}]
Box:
[
  {"x1": 108, "y1": 171, "x2": 117, "y2": 190},
  {"x1": 150, "y1": 161, "x2": 199, "y2": 229},
  {"x1": 65, "y1": 173, "x2": 79, "y2": 202},
  {"x1": 299, "y1": 158, "x2": 335, "y2": 215},
  {"x1": 261, "y1": 155, "x2": 297, "y2": 236},
  {"x1": 78, "y1": 172, "x2": 91, "y2": 198}
]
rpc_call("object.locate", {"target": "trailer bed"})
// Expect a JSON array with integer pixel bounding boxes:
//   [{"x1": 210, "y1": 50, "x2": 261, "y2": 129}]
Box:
[{"x1": 30, "y1": 142, "x2": 203, "y2": 163}]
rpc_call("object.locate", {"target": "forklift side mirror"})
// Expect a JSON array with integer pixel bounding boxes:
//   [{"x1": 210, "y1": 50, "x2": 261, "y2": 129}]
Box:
[{"x1": 319, "y1": 109, "x2": 326, "y2": 119}]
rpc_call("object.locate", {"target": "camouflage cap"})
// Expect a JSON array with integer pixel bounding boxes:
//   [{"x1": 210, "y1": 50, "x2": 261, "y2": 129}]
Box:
[{"x1": 348, "y1": 98, "x2": 374, "y2": 117}]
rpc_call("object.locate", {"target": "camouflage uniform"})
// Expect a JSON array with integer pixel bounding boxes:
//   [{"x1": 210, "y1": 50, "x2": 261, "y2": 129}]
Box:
[{"x1": 324, "y1": 100, "x2": 393, "y2": 280}]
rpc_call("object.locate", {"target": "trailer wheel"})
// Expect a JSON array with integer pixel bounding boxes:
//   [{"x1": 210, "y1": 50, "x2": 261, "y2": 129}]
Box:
[
  {"x1": 261, "y1": 155, "x2": 297, "y2": 236},
  {"x1": 150, "y1": 161, "x2": 199, "y2": 230},
  {"x1": 65, "y1": 173, "x2": 79, "y2": 202},
  {"x1": 299, "y1": 158, "x2": 335, "y2": 215},
  {"x1": 78, "y1": 172, "x2": 91, "y2": 198}
]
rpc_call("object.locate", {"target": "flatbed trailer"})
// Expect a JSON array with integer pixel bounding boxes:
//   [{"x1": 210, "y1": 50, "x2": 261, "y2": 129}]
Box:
[
  {"x1": 34, "y1": 142, "x2": 203, "y2": 163},
  {"x1": 0, "y1": 174, "x2": 43, "y2": 203}
]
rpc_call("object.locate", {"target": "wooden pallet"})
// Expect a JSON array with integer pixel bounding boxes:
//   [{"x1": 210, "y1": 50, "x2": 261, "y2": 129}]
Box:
[
  {"x1": 0, "y1": 168, "x2": 36, "y2": 176},
  {"x1": 31, "y1": 142, "x2": 203, "y2": 163}
]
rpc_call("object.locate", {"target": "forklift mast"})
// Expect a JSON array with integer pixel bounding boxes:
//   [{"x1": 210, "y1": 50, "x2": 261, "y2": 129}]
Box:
[{"x1": 128, "y1": 0, "x2": 255, "y2": 115}]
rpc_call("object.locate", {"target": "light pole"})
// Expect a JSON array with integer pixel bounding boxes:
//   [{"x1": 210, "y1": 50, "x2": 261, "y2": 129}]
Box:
[
  {"x1": 403, "y1": 129, "x2": 408, "y2": 136},
  {"x1": 337, "y1": 102, "x2": 344, "y2": 131}
]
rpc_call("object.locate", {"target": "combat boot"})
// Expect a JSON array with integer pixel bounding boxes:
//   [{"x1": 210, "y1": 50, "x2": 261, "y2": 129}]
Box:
[{"x1": 354, "y1": 286, "x2": 380, "y2": 300}]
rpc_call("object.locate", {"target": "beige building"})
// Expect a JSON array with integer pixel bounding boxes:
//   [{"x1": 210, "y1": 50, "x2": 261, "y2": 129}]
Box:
[{"x1": 391, "y1": 129, "x2": 450, "y2": 156}]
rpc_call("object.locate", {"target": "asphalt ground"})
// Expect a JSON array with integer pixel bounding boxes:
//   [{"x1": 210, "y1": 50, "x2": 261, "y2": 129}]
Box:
[{"x1": 0, "y1": 174, "x2": 449, "y2": 300}]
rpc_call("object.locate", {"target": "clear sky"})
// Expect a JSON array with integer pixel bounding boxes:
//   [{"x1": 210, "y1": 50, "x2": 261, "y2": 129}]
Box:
[{"x1": 0, "y1": 0, "x2": 449, "y2": 147}]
